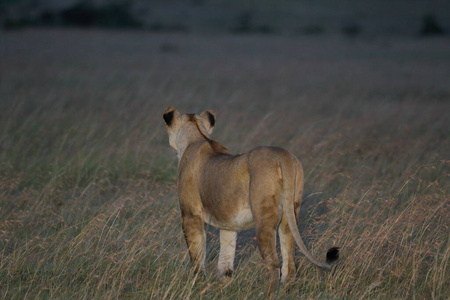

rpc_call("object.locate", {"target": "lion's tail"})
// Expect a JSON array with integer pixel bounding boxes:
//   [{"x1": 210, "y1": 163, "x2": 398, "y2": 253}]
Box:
[{"x1": 280, "y1": 154, "x2": 339, "y2": 271}]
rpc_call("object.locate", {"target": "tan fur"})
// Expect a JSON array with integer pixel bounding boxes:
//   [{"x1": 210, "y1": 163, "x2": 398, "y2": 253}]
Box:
[{"x1": 163, "y1": 107, "x2": 338, "y2": 297}]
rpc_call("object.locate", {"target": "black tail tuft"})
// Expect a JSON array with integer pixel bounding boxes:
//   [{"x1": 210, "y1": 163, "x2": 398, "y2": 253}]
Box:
[{"x1": 326, "y1": 247, "x2": 340, "y2": 264}]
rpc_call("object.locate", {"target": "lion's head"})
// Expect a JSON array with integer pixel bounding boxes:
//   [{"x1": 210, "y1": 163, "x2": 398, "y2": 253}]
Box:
[{"x1": 163, "y1": 106, "x2": 216, "y2": 151}]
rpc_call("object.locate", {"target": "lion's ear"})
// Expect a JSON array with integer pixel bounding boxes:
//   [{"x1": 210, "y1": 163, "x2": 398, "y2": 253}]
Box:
[
  {"x1": 200, "y1": 110, "x2": 216, "y2": 128},
  {"x1": 163, "y1": 107, "x2": 180, "y2": 126}
]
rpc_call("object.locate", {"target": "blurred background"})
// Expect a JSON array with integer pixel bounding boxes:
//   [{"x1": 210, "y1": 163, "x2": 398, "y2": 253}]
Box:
[
  {"x1": 2, "y1": 0, "x2": 449, "y2": 36},
  {"x1": 0, "y1": 1, "x2": 449, "y2": 299}
]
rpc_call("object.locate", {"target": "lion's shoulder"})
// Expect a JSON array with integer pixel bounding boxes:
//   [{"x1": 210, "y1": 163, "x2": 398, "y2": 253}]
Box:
[{"x1": 208, "y1": 140, "x2": 230, "y2": 154}]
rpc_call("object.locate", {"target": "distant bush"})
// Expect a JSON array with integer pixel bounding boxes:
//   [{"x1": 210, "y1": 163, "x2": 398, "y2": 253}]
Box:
[
  {"x1": 341, "y1": 21, "x2": 362, "y2": 37},
  {"x1": 60, "y1": 1, "x2": 142, "y2": 28},
  {"x1": 300, "y1": 25, "x2": 326, "y2": 35},
  {"x1": 2, "y1": 1, "x2": 143, "y2": 30},
  {"x1": 40, "y1": 11, "x2": 59, "y2": 26},
  {"x1": 255, "y1": 25, "x2": 274, "y2": 34},
  {"x1": 147, "y1": 22, "x2": 189, "y2": 33},
  {"x1": 230, "y1": 11, "x2": 252, "y2": 33},
  {"x1": 420, "y1": 14, "x2": 445, "y2": 36},
  {"x1": 2, "y1": 18, "x2": 32, "y2": 30},
  {"x1": 230, "y1": 11, "x2": 274, "y2": 34}
]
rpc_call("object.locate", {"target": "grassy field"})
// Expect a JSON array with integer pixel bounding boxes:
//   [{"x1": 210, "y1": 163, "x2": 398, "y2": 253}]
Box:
[{"x1": 0, "y1": 29, "x2": 449, "y2": 299}]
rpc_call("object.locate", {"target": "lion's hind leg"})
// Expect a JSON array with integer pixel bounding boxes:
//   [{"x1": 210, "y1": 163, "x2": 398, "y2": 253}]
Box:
[
  {"x1": 251, "y1": 192, "x2": 281, "y2": 297},
  {"x1": 255, "y1": 212, "x2": 280, "y2": 298},
  {"x1": 248, "y1": 148, "x2": 284, "y2": 297}
]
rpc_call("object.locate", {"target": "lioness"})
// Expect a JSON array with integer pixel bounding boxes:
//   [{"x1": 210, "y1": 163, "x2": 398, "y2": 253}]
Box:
[{"x1": 163, "y1": 107, "x2": 339, "y2": 296}]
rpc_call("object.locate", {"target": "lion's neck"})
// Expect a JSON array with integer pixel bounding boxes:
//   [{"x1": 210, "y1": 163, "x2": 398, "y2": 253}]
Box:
[{"x1": 176, "y1": 127, "x2": 209, "y2": 160}]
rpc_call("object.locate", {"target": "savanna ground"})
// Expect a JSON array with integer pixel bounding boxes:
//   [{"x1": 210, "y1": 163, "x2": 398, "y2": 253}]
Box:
[{"x1": 0, "y1": 29, "x2": 449, "y2": 299}]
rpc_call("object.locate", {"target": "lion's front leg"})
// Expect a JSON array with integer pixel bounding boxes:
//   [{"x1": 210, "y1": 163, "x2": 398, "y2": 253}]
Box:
[
  {"x1": 218, "y1": 229, "x2": 237, "y2": 280},
  {"x1": 182, "y1": 214, "x2": 206, "y2": 275}
]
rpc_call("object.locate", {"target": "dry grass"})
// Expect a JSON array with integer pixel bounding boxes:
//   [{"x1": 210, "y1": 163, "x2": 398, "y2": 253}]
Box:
[{"x1": 0, "y1": 29, "x2": 449, "y2": 299}]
